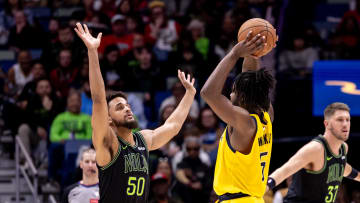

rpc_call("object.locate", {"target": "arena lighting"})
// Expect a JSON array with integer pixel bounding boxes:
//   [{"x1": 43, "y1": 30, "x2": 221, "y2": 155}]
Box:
[{"x1": 313, "y1": 61, "x2": 360, "y2": 116}]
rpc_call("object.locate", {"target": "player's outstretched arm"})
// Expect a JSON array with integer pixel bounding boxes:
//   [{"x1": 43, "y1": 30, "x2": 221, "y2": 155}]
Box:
[
  {"x1": 344, "y1": 163, "x2": 360, "y2": 182},
  {"x1": 200, "y1": 32, "x2": 264, "y2": 134},
  {"x1": 268, "y1": 141, "x2": 322, "y2": 189},
  {"x1": 74, "y1": 23, "x2": 113, "y2": 166},
  {"x1": 141, "y1": 70, "x2": 195, "y2": 150}
]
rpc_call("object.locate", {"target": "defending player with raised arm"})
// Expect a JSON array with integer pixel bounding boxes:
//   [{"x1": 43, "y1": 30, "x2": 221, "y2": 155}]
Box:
[
  {"x1": 74, "y1": 23, "x2": 196, "y2": 203},
  {"x1": 267, "y1": 102, "x2": 360, "y2": 203},
  {"x1": 201, "y1": 31, "x2": 275, "y2": 203}
]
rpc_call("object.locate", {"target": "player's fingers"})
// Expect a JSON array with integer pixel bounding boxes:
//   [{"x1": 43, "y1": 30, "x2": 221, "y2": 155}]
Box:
[
  {"x1": 76, "y1": 22, "x2": 85, "y2": 34},
  {"x1": 246, "y1": 33, "x2": 261, "y2": 47},
  {"x1": 250, "y1": 35, "x2": 265, "y2": 51},
  {"x1": 187, "y1": 73, "x2": 190, "y2": 81},
  {"x1": 84, "y1": 24, "x2": 90, "y2": 34},
  {"x1": 244, "y1": 31, "x2": 253, "y2": 43},
  {"x1": 97, "y1": 32, "x2": 102, "y2": 40},
  {"x1": 74, "y1": 28, "x2": 83, "y2": 38},
  {"x1": 191, "y1": 78, "x2": 195, "y2": 85}
]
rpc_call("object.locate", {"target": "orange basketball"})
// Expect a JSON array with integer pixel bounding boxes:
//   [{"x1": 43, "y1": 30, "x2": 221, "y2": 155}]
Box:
[{"x1": 237, "y1": 18, "x2": 277, "y2": 57}]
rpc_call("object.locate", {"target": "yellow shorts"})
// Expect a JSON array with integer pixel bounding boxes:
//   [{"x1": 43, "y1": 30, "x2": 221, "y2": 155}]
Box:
[{"x1": 218, "y1": 196, "x2": 264, "y2": 203}]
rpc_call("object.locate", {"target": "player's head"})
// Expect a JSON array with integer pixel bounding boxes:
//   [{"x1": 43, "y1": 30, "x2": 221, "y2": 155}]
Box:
[
  {"x1": 106, "y1": 91, "x2": 138, "y2": 130},
  {"x1": 80, "y1": 148, "x2": 97, "y2": 178},
  {"x1": 231, "y1": 68, "x2": 275, "y2": 115},
  {"x1": 324, "y1": 102, "x2": 350, "y2": 141}
]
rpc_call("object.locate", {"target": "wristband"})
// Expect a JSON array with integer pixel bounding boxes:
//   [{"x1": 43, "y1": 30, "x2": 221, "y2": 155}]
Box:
[
  {"x1": 346, "y1": 168, "x2": 358, "y2": 179},
  {"x1": 267, "y1": 177, "x2": 276, "y2": 190}
]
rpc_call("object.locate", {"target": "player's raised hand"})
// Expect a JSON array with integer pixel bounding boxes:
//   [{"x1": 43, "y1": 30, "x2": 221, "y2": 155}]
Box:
[
  {"x1": 231, "y1": 31, "x2": 266, "y2": 58},
  {"x1": 74, "y1": 22, "x2": 102, "y2": 50},
  {"x1": 177, "y1": 69, "x2": 196, "y2": 95}
]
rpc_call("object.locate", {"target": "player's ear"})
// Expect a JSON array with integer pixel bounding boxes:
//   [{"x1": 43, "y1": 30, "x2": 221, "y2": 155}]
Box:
[{"x1": 324, "y1": 119, "x2": 329, "y2": 128}]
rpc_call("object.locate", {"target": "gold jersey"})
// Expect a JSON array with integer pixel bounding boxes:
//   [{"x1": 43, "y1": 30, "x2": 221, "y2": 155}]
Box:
[{"x1": 214, "y1": 112, "x2": 272, "y2": 202}]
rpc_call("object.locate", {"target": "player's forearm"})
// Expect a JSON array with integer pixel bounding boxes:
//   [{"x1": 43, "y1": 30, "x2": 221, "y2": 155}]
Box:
[
  {"x1": 88, "y1": 49, "x2": 106, "y2": 103},
  {"x1": 242, "y1": 57, "x2": 260, "y2": 72},
  {"x1": 269, "y1": 165, "x2": 292, "y2": 187},
  {"x1": 165, "y1": 90, "x2": 195, "y2": 134},
  {"x1": 201, "y1": 52, "x2": 238, "y2": 99}
]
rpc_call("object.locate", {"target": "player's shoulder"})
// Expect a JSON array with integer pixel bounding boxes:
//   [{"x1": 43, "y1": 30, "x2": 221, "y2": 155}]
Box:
[{"x1": 301, "y1": 140, "x2": 324, "y2": 154}]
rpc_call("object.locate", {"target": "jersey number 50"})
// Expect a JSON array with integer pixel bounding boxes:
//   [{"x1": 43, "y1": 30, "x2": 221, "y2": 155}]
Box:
[{"x1": 127, "y1": 177, "x2": 145, "y2": 196}]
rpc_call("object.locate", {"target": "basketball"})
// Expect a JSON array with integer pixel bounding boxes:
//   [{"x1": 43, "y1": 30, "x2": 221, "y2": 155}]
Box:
[{"x1": 237, "y1": 18, "x2": 277, "y2": 57}]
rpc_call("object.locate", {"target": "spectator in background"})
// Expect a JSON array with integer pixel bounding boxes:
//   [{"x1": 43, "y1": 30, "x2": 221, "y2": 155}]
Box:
[
  {"x1": 50, "y1": 90, "x2": 92, "y2": 143},
  {"x1": 98, "y1": 14, "x2": 134, "y2": 56},
  {"x1": 47, "y1": 18, "x2": 60, "y2": 44},
  {"x1": 278, "y1": 34, "x2": 319, "y2": 78},
  {"x1": 149, "y1": 172, "x2": 181, "y2": 203},
  {"x1": 127, "y1": 93, "x2": 148, "y2": 129},
  {"x1": 196, "y1": 106, "x2": 224, "y2": 153},
  {"x1": 159, "y1": 81, "x2": 199, "y2": 122},
  {"x1": 80, "y1": 80, "x2": 92, "y2": 115},
  {"x1": 6, "y1": 50, "x2": 33, "y2": 98},
  {"x1": 172, "y1": 134, "x2": 211, "y2": 173},
  {"x1": 100, "y1": 45, "x2": 124, "y2": 89},
  {"x1": 126, "y1": 15, "x2": 143, "y2": 34},
  {"x1": 352, "y1": 189, "x2": 360, "y2": 203},
  {"x1": 50, "y1": 49, "x2": 79, "y2": 97},
  {"x1": 170, "y1": 32, "x2": 203, "y2": 77},
  {"x1": 335, "y1": 184, "x2": 350, "y2": 203},
  {"x1": 41, "y1": 24, "x2": 84, "y2": 71},
  {"x1": 17, "y1": 61, "x2": 47, "y2": 109},
  {"x1": 226, "y1": 0, "x2": 260, "y2": 30},
  {"x1": 214, "y1": 15, "x2": 237, "y2": 60},
  {"x1": 156, "y1": 157, "x2": 173, "y2": 185},
  {"x1": 334, "y1": 13, "x2": 360, "y2": 59},
  {"x1": 8, "y1": 10, "x2": 44, "y2": 51},
  {"x1": 117, "y1": 0, "x2": 134, "y2": 17},
  {"x1": 145, "y1": 0, "x2": 181, "y2": 62},
  {"x1": 163, "y1": 0, "x2": 191, "y2": 19},
  {"x1": 18, "y1": 78, "x2": 60, "y2": 166},
  {"x1": 158, "y1": 104, "x2": 180, "y2": 158},
  {"x1": 123, "y1": 33, "x2": 145, "y2": 69},
  {"x1": 124, "y1": 46, "x2": 165, "y2": 93},
  {"x1": 61, "y1": 148, "x2": 99, "y2": 203},
  {"x1": 172, "y1": 136, "x2": 212, "y2": 203}
]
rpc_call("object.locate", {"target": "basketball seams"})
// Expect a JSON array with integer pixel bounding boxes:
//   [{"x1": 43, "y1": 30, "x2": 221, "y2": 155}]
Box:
[
  {"x1": 237, "y1": 18, "x2": 277, "y2": 56},
  {"x1": 238, "y1": 25, "x2": 269, "y2": 40}
]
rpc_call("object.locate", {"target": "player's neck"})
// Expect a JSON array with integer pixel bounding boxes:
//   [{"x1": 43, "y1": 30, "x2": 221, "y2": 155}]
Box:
[
  {"x1": 114, "y1": 127, "x2": 135, "y2": 146},
  {"x1": 81, "y1": 176, "x2": 99, "y2": 186},
  {"x1": 323, "y1": 132, "x2": 342, "y2": 155}
]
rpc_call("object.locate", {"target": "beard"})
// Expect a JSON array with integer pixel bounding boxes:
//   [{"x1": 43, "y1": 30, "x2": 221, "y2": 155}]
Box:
[
  {"x1": 112, "y1": 118, "x2": 139, "y2": 129},
  {"x1": 329, "y1": 126, "x2": 349, "y2": 141}
]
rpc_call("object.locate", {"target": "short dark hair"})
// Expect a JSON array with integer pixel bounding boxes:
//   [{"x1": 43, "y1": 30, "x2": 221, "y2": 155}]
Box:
[
  {"x1": 233, "y1": 68, "x2": 275, "y2": 122},
  {"x1": 106, "y1": 90, "x2": 128, "y2": 106},
  {"x1": 324, "y1": 102, "x2": 350, "y2": 119}
]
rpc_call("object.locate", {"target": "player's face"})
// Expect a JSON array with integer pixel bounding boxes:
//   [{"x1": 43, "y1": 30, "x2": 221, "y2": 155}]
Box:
[
  {"x1": 80, "y1": 152, "x2": 98, "y2": 178},
  {"x1": 326, "y1": 110, "x2": 350, "y2": 141},
  {"x1": 109, "y1": 97, "x2": 138, "y2": 129}
]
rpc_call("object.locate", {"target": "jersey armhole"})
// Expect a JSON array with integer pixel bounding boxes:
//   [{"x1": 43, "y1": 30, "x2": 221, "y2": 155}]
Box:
[
  {"x1": 99, "y1": 143, "x2": 121, "y2": 171},
  {"x1": 136, "y1": 131, "x2": 149, "y2": 156},
  {"x1": 306, "y1": 139, "x2": 327, "y2": 174},
  {"x1": 226, "y1": 116, "x2": 258, "y2": 154}
]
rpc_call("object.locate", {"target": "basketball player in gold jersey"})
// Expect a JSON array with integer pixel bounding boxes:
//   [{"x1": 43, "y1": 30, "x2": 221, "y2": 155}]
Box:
[{"x1": 201, "y1": 32, "x2": 275, "y2": 203}]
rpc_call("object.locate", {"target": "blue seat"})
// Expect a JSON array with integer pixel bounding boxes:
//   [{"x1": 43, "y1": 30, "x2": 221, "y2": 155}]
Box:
[
  {"x1": 0, "y1": 60, "x2": 16, "y2": 73},
  {"x1": 64, "y1": 140, "x2": 92, "y2": 161},
  {"x1": 30, "y1": 7, "x2": 51, "y2": 18},
  {"x1": 154, "y1": 91, "x2": 172, "y2": 117},
  {"x1": 29, "y1": 49, "x2": 42, "y2": 60}
]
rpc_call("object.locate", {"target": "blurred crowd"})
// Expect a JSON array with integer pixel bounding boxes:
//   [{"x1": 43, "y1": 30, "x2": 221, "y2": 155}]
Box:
[{"x1": 0, "y1": 0, "x2": 360, "y2": 202}]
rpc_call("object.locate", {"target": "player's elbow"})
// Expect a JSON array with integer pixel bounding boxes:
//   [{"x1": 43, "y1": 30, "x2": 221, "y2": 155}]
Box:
[{"x1": 200, "y1": 87, "x2": 212, "y2": 101}]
